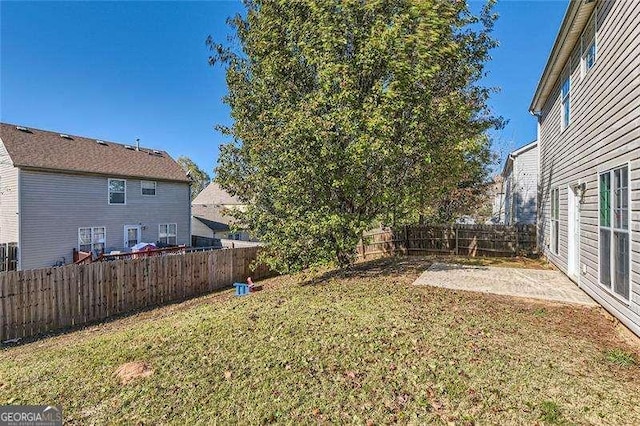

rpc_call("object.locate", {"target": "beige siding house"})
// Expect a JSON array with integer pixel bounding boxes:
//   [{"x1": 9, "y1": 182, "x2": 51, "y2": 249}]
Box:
[
  {"x1": 191, "y1": 182, "x2": 253, "y2": 245},
  {"x1": 531, "y1": 0, "x2": 640, "y2": 334},
  {"x1": 0, "y1": 123, "x2": 191, "y2": 270},
  {"x1": 502, "y1": 141, "x2": 539, "y2": 225}
]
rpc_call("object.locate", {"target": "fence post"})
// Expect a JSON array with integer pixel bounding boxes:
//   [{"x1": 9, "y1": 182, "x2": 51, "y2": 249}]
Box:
[
  {"x1": 455, "y1": 226, "x2": 459, "y2": 256},
  {"x1": 404, "y1": 225, "x2": 409, "y2": 255},
  {"x1": 361, "y1": 231, "x2": 366, "y2": 259},
  {"x1": 515, "y1": 226, "x2": 519, "y2": 256}
]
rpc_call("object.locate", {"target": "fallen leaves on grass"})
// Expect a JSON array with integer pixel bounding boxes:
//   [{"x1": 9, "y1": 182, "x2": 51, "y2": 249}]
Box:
[{"x1": 1, "y1": 257, "x2": 639, "y2": 424}]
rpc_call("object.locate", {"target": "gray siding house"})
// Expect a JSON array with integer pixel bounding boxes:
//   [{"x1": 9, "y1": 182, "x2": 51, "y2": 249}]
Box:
[
  {"x1": 0, "y1": 123, "x2": 191, "y2": 270},
  {"x1": 502, "y1": 141, "x2": 538, "y2": 225},
  {"x1": 191, "y1": 182, "x2": 253, "y2": 244},
  {"x1": 530, "y1": 0, "x2": 640, "y2": 335},
  {"x1": 488, "y1": 175, "x2": 505, "y2": 224}
]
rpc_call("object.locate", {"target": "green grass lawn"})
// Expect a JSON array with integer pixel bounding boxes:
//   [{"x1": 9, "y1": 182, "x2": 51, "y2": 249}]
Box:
[{"x1": 1, "y1": 257, "x2": 639, "y2": 424}]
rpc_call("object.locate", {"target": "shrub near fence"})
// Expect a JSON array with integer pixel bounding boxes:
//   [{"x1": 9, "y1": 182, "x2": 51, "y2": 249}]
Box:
[
  {"x1": 0, "y1": 247, "x2": 270, "y2": 342},
  {"x1": 357, "y1": 224, "x2": 537, "y2": 258}
]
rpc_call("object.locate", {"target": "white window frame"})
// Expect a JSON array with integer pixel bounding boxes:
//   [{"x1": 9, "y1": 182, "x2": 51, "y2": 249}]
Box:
[
  {"x1": 141, "y1": 180, "x2": 157, "y2": 196},
  {"x1": 124, "y1": 225, "x2": 142, "y2": 248},
  {"x1": 598, "y1": 164, "x2": 631, "y2": 302},
  {"x1": 560, "y1": 69, "x2": 571, "y2": 131},
  {"x1": 159, "y1": 223, "x2": 177, "y2": 245},
  {"x1": 108, "y1": 178, "x2": 126, "y2": 205},
  {"x1": 78, "y1": 226, "x2": 106, "y2": 254},
  {"x1": 580, "y1": 8, "x2": 597, "y2": 78},
  {"x1": 550, "y1": 187, "x2": 560, "y2": 255}
]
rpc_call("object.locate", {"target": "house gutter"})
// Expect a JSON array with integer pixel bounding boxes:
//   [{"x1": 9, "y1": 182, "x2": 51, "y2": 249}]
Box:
[
  {"x1": 501, "y1": 140, "x2": 537, "y2": 177},
  {"x1": 14, "y1": 165, "x2": 191, "y2": 184},
  {"x1": 529, "y1": 0, "x2": 596, "y2": 114}
]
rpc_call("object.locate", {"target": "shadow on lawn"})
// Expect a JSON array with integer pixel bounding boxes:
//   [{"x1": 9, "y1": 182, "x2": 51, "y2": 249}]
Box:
[
  {"x1": 301, "y1": 253, "x2": 551, "y2": 287},
  {"x1": 302, "y1": 256, "x2": 432, "y2": 286}
]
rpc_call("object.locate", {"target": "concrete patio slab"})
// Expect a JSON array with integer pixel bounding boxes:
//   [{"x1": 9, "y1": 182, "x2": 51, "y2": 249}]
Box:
[{"x1": 413, "y1": 263, "x2": 598, "y2": 306}]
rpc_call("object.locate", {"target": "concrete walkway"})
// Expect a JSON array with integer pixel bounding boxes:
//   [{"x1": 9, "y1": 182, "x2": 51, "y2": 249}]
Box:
[{"x1": 413, "y1": 263, "x2": 598, "y2": 306}]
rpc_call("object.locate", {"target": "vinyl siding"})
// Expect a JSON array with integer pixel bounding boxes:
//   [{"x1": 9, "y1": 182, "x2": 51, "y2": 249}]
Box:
[
  {"x1": 192, "y1": 217, "x2": 215, "y2": 239},
  {"x1": 538, "y1": 0, "x2": 640, "y2": 334},
  {"x1": 0, "y1": 139, "x2": 19, "y2": 243},
  {"x1": 191, "y1": 217, "x2": 252, "y2": 241},
  {"x1": 514, "y1": 146, "x2": 539, "y2": 224},
  {"x1": 19, "y1": 170, "x2": 191, "y2": 270},
  {"x1": 503, "y1": 145, "x2": 538, "y2": 225}
]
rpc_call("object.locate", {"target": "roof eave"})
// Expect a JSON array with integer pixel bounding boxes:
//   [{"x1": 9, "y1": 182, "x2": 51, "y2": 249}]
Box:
[
  {"x1": 501, "y1": 155, "x2": 514, "y2": 178},
  {"x1": 510, "y1": 140, "x2": 538, "y2": 157},
  {"x1": 529, "y1": 0, "x2": 597, "y2": 114},
  {"x1": 14, "y1": 165, "x2": 191, "y2": 184}
]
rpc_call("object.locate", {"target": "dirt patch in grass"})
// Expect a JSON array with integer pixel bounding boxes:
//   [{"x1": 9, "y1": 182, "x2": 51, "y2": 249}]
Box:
[
  {"x1": 1, "y1": 257, "x2": 639, "y2": 424},
  {"x1": 114, "y1": 361, "x2": 154, "y2": 385}
]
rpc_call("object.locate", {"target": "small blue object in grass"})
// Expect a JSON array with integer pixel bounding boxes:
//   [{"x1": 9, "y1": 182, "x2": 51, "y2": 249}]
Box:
[{"x1": 234, "y1": 282, "x2": 250, "y2": 296}]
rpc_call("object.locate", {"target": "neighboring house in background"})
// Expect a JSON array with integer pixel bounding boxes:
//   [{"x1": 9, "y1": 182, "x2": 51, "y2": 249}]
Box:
[
  {"x1": 488, "y1": 175, "x2": 505, "y2": 224},
  {"x1": 0, "y1": 123, "x2": 191, "y2": 270},
  {"x1": 530, "y1": 0, "x2": 639, "y2": 335},
  {"x1": 191, "y1": 182, "x2": 254, "y2": 246},
  {"x1": 502, "y1": 141, "x2": 538, "y2": 225}
]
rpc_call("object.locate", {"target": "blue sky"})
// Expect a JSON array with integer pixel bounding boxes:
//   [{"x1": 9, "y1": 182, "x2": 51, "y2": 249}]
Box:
[{"x1": 1, "y1": 1, "x2": 567, "y2": 176}]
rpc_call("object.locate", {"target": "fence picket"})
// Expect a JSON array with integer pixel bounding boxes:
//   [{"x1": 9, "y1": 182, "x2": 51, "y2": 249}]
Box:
[
  {"x1": 358, "y1": 224, "x2": 536, "y2": 258},
  {"x1": 0, "y1": 248, "x2": 270, "y2": 341}
]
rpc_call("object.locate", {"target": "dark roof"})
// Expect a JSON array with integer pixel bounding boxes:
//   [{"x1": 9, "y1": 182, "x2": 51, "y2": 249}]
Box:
[
  {"x1": 192, "y1": 204, "x2": 235, "y2": 225},
  {"x1": 192, "y1": 204, "x2": 247, "y2": 233},
  {"x1": 192, "y1": 182, "x2": 242, "y2": 205},
  {"x1": 0, "y1": 122, "x2": 190, "y2": 183},
  {"x1": 193, "y1": 216, "x2": 230, "y2": 232}
]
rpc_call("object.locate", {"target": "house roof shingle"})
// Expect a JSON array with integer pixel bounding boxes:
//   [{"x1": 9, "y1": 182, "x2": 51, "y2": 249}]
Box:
[
  {"x1": 0, "y1": 122, "x2": 190, "y2": 183},
  {"x1": 192, "y1": 182, "x2": 242, "y2": 205},
  {"x1": 192, "y1": 204, "x2": 236, "y2": 225},
  {"x1": 193, "y1": 216, "x2": 231, "y2": 232}
]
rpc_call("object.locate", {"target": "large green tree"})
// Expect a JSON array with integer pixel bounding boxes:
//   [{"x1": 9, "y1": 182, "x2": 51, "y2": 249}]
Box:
[
  {"x1": 209, "y1": 0, "x2": 502, "y2": 272},
  {"x1": 177, "y1": 156, "x2": 211, "y2": 200}
]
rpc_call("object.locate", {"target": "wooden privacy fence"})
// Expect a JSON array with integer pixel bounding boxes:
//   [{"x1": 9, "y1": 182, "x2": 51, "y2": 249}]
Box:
[
  {"x1": 357, "y1": 224, "x2": 537, "y2": 258},
  {"x1": 0, "y1": 243, "x2": 18, "y2": 273},
  {"x1": 0, "y1": 247, "x2": 270, "y2": 342}
]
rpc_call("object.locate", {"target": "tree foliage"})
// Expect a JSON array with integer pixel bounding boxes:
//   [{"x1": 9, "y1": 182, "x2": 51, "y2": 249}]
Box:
[
  {"x1": 177, "y1": 156, "x2": 211, "y2": 200},
  {"x1": 209, "y1": 0, "x2": 502, "y2": 272}
]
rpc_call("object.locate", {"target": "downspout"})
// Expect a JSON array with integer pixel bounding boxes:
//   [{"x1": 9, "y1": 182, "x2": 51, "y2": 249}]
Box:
[
  {"x1": 531, "y1": 110, "x2": 543, "y2": 255},
  {"x1": 17, "y1": 168, "x2": 22, "y2": 270},
  {"x1": 188, "y1": 185, "x2": 192, "y2": 246}
]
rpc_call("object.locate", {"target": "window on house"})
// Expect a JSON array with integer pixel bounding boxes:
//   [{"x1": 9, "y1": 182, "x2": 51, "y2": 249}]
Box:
[
  {"x1": 561, "y1": 72, "x2": 571, "y2": 130},
  {"x1": 108, "y1": 179, "x2": 126, "y2": 204},
  {"x1": 599, "y1": 166, "x2": 629, "y2": 299},
  {"x1": 78, "y1": 227, "x2": 106, "y2": 254},
  {"x1": 550, "y1": 188, "x2": 560, "y2": 255},
  {"x1": 141, "y1": 180, "x2": 157, "y2": 196},
  {"x1": 581, "y1": 12, "x2": 597, "y2": 75},
  {"x1": 159, "y1": 224, "x2": 177, "y2": 245}
]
